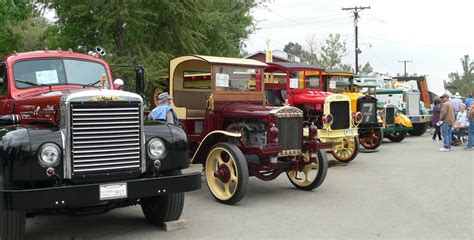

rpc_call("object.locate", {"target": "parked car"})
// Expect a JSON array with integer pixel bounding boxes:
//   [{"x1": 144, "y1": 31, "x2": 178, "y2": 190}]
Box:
[
  {"x1": 0, "y1": 49, "x2": 201, "y2": 239},
  {"x1": 165, "y1": 55, "x2": 332, "y2": 205},
  {"x1": 263, "y1": 62, "x2": 361, "y2": 162},
  {"x1": 321, "y1": 69, "x2": 383, "y2": 150}
]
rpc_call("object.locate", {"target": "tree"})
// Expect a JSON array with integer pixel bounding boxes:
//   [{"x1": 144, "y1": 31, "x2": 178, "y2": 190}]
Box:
[
  {"x1": 359, "y1": 62, "x2": 373, "y2": 75},
  {"x1": 8, "y1": 16, "x2": 51, "y2": 51},
  {"x1": 38, "y1": 0, "x2": 257, "y2": 103},
  {"x1": 319, "y1": 33, "x2": 347, "y2": 69},
  {"x1": 447, "y1": 55, "x2": 474, "y2": 96},
  {"x1": 0, "y1": 0, "x2": 35, "y2": 54},
  {"x1": 303, "y1": 33, "x2": 319, "y2": 65},
  {"x1": 283, "y1": 42, "x2": 305, "y2": 60}
]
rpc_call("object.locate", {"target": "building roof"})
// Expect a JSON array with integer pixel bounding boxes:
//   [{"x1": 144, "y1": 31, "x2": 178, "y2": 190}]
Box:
[{"x1": 268, "y1": 61, "x2": 324, "y2": 70}]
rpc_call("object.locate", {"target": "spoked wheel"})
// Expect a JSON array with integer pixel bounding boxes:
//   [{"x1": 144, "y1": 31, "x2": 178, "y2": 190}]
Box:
[
  {"x1": 150, "y1": 87, "x2": 163, "y2": 108},
  {"x1": 331, "y1": 136, "x2": 359, "y2": 162},
  {"x1": 141, "y1": 170, "x2": 185, "y2": 226},
  {"x1": 205, "y1": 143, "x2": 248, "y2": 205},
  {"x1": 0, "y1": 209, "x2": 25, "y2": 240},
  {"x1": 287, "y1": 149, "x2": 328, "y2": 190},
  {"x1": 359, "y1": 129, "x2": 383, "y2": 150},
  {"x1": 386, "y1": 131, "x2": 407, "y2": 142}
]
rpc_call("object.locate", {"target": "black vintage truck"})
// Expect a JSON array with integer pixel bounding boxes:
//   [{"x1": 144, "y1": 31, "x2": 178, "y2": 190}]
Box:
[{"x1": 0, "y1": 49, "x2": 201, "y2": 239}]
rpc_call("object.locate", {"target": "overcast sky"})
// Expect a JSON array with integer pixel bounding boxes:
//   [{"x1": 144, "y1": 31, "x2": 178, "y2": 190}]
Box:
[{"x1": 244, "y1": 0, "x2": 474, "y2": 80}]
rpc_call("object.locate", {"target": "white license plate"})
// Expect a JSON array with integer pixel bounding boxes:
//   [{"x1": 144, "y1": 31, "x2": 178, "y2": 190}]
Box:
[
  {"x1": 100, "y1": 183, "x2": 127, "y2": 200},
  {"x1": 344, "y1": 129, "x2": 356, "y2": 135}
]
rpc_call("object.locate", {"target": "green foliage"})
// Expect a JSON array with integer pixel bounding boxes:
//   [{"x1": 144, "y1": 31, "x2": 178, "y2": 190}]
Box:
[
  {"x1": 283, "y1": 33, "x2": 350, "y2": 70},
  {"x1": 359, "y1": 62, "x2": 373, "y2": 75},
  {"x1": 32, "y1": 0, "x2": 256, "y2": 107},
  {"x1": 319, "y1": 33, "x2": 347, "y2": 69},
  {"x1": 447, "y1": 55, "x2": 474, "y2": 96},
  {"x1": 0, "y1": 0, "x2": 35, "y2": 54}
]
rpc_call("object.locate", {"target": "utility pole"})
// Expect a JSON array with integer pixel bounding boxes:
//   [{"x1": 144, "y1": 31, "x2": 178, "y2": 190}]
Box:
[
  {"x1": 342, "y1": 6, "x2": 370, "y2": 74},
  {"x1": 398, "y1": 60, "x2": 413, "y2": 77}
]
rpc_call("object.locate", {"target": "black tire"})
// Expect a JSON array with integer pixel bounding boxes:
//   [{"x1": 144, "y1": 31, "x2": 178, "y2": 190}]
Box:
[
  {"x1": 205, "y1": 142, "x2": 249, "y2": 205},
  {"x1": 386, "y1": 131, "x2": 407, "y2": 142},
  {"x1": 408, "y1": 122, "x2": 428, "y2": 136},
  {"x1": 0, "y1": 209, "x2": 25, "y2": 240},
  {"x1": 287, "y1": 149, "x2": 328, "y2": 190},
  {"x1": 141, "y1": 169, "x2": 184, "y2": 226},
  {"x1": 359, "y1": 129, "x2": 384, "y2": 150},
  {"x1": 331, "y1": 136, "x2": 359, "y2": 162}
]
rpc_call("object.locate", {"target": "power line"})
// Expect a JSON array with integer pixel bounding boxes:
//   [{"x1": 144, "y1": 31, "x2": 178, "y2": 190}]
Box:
[{"x1": 342, "y1": 6, "x2": 371, "y2": 74}]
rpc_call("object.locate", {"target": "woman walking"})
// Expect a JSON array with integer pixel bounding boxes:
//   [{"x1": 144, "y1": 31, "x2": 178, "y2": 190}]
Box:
[{"x1": 431, "y1": 98, "x2": 442, "y2": 142}]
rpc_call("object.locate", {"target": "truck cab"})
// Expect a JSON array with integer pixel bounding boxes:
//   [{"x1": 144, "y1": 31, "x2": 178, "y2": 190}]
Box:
[{"x1": 0, "y1": 50, "x2": 200, "y2": 239}]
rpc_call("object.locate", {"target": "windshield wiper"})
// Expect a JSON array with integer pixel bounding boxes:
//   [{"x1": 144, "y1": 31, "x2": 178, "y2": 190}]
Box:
[
  {"x1": 87, "y1": 79, "x2": 101, "y2": 86},
  {"x1": 16, "y1": 80, "x2": 53, "y2": 91}
]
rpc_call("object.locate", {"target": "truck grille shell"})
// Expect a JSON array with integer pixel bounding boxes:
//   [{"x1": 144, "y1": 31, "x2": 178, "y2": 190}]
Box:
[
  {"x1": 70, "y1": 102, "x2": 142, "y2": 176},
  {"x1": 359, "y1": 101, "x2": 377, "y2": 124}
]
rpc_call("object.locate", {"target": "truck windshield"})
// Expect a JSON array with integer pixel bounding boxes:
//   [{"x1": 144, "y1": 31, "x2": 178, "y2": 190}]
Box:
[
  {"x1": 214, "y1": 66, "x2": 260, "y2": 92},
  {"x1": 13, "y1": 59, "x2": 109, "y2": 89}
]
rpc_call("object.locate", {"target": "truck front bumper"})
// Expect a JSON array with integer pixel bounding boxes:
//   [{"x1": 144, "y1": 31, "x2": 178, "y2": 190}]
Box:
[
  {"x1": 407, "y1": 115, "x2": 432, "y2": 123},
  {"x1": 1, "y1": 172, "x2": 201, "y2": 211}
]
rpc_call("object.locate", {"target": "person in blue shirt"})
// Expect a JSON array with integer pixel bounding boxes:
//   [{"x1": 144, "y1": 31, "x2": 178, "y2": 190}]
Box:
[
  {"x1": 148, "y1": 92, "x2": 179, "y2": 124},
  {"x1": 465, "y1": 94, "x2": 473, "y2": 107}
]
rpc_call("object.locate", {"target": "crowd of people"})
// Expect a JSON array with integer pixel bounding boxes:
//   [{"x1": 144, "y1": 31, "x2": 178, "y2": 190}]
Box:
[{"x1": 433, "y1": 93, "x2": 473, "y2": 152}]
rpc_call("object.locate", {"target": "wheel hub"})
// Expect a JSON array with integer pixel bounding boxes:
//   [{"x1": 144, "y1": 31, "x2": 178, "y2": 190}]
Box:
[{"x1": 214, "y1": 164, "x2": 231, "y2": 183}]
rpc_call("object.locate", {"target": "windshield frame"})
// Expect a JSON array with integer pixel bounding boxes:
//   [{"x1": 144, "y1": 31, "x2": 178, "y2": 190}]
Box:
[{"x1": 12, "y1": 58, "x2": 110, "y2": 90}]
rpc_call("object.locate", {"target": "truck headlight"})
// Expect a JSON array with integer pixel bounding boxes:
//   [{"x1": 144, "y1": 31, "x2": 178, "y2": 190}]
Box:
[
  {"x1": 38, "y1": 143, "x2": 61, "y2": 167},
  {"x1": 147, "y1": 138, "x2": 167, "y2": 159}
]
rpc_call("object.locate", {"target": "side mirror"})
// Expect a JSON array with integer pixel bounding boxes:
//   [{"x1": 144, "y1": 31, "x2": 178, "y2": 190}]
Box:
[{"x1": 114, "y1": 79, "x2": 124, "y2": 90}]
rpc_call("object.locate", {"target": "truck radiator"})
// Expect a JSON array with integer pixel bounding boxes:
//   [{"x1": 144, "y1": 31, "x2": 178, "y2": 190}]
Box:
[
  {"x1": 277, "y1": 117, "x2": 302, "y2": 151},
  {"x1": 385, "y1": 106, "x2": 395, "y2": 126},
  {"x1": 360, "y1": 101, "x2": 377, "y2": 124},
  {"x1": 329, "y1": 101, "x2": 350, "y2": 130},
  {"x1": 70, "y1": 102, "x2": 142, "y2": 175}
]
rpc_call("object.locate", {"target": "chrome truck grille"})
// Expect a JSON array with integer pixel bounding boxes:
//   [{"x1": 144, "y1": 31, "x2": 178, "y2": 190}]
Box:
[
  {"x1": 70, "y1": 102, "x2": 142, "y2": 176},
  {"x1": 329, "y1": 101, "x2": 350, "y2": 130},
  {"x1": 385, "y1": 106, "x2": 395, "y2": 126}
]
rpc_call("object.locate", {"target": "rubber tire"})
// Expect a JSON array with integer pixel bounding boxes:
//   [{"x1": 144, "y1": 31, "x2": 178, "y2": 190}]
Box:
[
  {"x1": 386, "y1": 131, "x2": 407, "y2": 142},
  {"x1": 0, "y1": 209, "x2": 25, "y2": 240},
  {"x1": 359, "y1": 129, "x2": 384, "y2": 150},
  {"x1": 331, "y1": 136, "x2": 359, "y2": 162},
  {"x1": 141, "y1": 170, "x2": 184, "y2": 226},
  {"x1": 408, "y1": 122, "x2": 428, "y2": 136},
  {"x1": 287, "y1": 149, "x2": 328, "y2": 191},
  {"x1": 206, "y1": 142, "x2": 249, "y2": 205}
]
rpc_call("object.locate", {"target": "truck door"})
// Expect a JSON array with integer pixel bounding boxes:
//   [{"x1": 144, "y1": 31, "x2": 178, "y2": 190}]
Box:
[{"x1": 0, "y1": 62, "x2": 12, "y2": 115}]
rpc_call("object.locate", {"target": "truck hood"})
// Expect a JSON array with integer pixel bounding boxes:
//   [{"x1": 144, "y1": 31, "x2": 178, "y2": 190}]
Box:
[
  {"x1": 14, "y1": 88, "x2": 142, "y2": 124},
  {"x1": 292, "y1": 91, "x2": 334, "y2": 105},
  {"x1": 218, "y1": 102, "x2": 302, "y2": 119}
]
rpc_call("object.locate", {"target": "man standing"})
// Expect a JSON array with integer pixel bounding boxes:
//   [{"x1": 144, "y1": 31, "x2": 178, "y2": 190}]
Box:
[
  {"x1": 148, "y1": 92, "x2": 179, "y2": 124},
  {"x1": 451, "y1": 92, "x2": 462, "y2": 113},
  {"x1": 464, "y1": 101, "x2": 474, "y2": 151},
  {"x1": 439, "y1": 94, "x2": 456, "y2": 151}
]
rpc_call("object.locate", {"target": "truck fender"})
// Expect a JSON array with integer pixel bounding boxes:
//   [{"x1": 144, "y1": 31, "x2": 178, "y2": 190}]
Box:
[
  {"x1": 396, "y1": 114, "x2": 413, "y2": 128},
  {"x1": 190, "y1": 130, "x2": 241, "y2": 164}
]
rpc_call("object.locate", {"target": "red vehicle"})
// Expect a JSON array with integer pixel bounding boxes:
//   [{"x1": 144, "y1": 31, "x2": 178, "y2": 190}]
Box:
[
  {"x1": 166, "y1": 55, "x2": 332, "y2": 205},
  {"x1": 263, "y1": 62, "x2": 361, "y2": 162},
  {"x1": 0, "y1": 49, "x2": 200, "y2": 239}
]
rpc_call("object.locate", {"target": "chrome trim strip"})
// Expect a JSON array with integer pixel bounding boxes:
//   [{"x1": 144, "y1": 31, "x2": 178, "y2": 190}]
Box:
[
  {"x1": 74, "y1": 160, "x2": 140, "y2": 168},
  {"x1": 75, "y1": 156, "x2": 139, "y2": 163},
  {"x1": 74, "y1": 164, "x2": 141, "y2": 172},
  {"x1": 74, "y1": 151, "x2": 140, "y2": 158}
]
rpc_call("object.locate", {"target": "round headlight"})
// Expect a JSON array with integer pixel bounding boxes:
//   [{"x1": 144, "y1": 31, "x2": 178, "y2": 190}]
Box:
[
  {"x1": 38, "y1": 143, "x2": 61, "y2": 167},
  {"x1": 148, "y1": 138, "x2": 167, "y2": 159}
]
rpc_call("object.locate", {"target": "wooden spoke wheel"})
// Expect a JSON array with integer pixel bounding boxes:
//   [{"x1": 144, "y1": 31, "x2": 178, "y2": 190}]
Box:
[
  {"x1": 359, "y1": 129, "x2": 383, "y2": 150},
  {"x1": 386, "y1": 130, "x2": 407, "y2": 142},
  {"x1": 150, "y1": 87, "x2": 163, "y2": 109},
  {"x1": 331, "y1": 136, "x2": 359, "y2": 162},
  {"x1": 205, "y1": 143, "x2": 248, "y2": 205},
  {"x1": 287, "y1": 149, "x2": 328, "y2": 190}
]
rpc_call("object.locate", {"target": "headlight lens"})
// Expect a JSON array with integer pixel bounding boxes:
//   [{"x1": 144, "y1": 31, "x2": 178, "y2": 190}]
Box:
[
  {"x1": 148, "y1": 138, "x2": 167, "y2": 159},
  {"x1": 38, "y1": 143, "x2": 61, "y2": 167}
]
